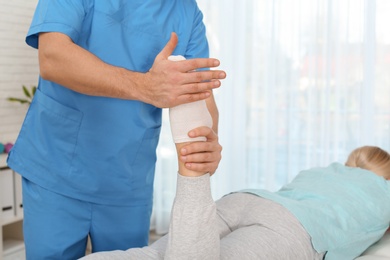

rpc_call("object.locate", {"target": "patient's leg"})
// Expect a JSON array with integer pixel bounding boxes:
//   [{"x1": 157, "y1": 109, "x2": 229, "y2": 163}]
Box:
[
  {"x1": 81, "y1": 55, "x2": 218, "y2": 259},
  {"x1": 164, "y1": 54, "x2": 219, "y2": 259},
  {"x1": 169, "y1": 100, "x2": 213, "y2": 143},
  {"x1": 79, "y1": 161, "x2": 217, "y2": 260},
  {"x1": 214, "y1": 193, "x2": 323, "y2": 260},
  {"x1": 168, "y1": 55, "x2": 213, "y2": 144},
  {"x1": 79, "y1": 247, "x2": 163, "y2": 260},
  {"x1": 164, "y1": 172, "x2": 219, "y2": 260}
]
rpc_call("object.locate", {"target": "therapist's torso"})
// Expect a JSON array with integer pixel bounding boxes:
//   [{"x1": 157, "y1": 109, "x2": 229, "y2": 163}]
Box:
[{"x1": 7, "y1": 0, "x2": 209, "y2": 206}]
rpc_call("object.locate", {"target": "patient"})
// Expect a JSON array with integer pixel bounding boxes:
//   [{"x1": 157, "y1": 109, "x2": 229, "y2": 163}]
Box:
[
  {"x1": 81, "y1": 142, "x2": 390, "y2": 260},
  {"x1": 81, "y1": 59, "x2": 390, "y2": 260}
]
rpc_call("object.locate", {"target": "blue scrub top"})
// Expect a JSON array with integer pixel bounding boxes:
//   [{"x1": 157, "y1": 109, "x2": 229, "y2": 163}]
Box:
[
  {"x1": 242, "y1": 163, "x2": 390, "y2": 260},
  {"x1": 7, "y1": 0, "x2": 209, "y2": 206}
]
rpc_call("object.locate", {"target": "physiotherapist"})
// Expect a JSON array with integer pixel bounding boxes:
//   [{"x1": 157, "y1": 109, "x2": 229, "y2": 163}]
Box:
[{"x1": 7, "y1": 1, "x2": 226, "y2": 259}]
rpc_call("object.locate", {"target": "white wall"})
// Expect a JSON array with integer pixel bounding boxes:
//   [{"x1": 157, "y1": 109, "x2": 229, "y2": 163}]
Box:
[{"x1": 0, "y1": 0, "x2": 39, "y2": 144}]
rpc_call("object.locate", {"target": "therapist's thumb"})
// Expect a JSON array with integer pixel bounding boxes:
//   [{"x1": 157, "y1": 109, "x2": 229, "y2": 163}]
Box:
[{"x1": 156, "y1": 32, "x2": 178, "y2": 61}]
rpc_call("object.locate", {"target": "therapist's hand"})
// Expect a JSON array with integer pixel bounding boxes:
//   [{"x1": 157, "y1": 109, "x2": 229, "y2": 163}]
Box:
[
  {"x1": 140, "y1": 32, "x2": 226, "y2": 108},
  {"x1": 178, "y1": 126, "x2": 222, "y2": 175}
]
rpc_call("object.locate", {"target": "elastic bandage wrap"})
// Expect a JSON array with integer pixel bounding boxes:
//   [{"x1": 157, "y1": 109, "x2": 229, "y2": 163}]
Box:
[{"x1": 168, "y1": 55, "x2": 213, "y2": 143}]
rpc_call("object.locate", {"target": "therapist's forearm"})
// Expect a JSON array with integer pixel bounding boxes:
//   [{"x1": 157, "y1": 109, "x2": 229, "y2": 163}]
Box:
[
  {"x1": 38, "y1": 32, "x2": 143, "y2": 100},
  {"x1": 38, "y1": 32, "x2": 226, "y2": 108}
]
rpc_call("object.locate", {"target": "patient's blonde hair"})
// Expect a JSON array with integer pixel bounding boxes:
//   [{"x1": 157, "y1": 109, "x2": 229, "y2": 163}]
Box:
[{"x1": 345, "y1": 146, "x2": 390, "y2": 179}]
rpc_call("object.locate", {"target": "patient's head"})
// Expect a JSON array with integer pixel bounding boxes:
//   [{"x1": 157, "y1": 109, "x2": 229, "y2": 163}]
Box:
[{"x1": 345, "y1": 146, "x2": 390, "y2": 180}]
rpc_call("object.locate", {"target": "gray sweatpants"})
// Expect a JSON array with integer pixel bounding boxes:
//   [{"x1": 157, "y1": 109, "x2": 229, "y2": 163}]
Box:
[{"x1": 80, "y1": 174, "x2": 324, "y2": 260}]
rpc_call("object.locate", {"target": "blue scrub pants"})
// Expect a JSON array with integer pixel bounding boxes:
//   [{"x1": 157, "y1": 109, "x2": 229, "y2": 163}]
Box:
[{"x1": 22, "y1": 177, "x2": 152, "y2": 259}]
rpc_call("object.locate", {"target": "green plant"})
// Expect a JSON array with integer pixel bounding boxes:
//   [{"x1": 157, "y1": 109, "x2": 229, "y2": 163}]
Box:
[{"x1": 7, "y1": 85, "x2": 36, "y2": 104}]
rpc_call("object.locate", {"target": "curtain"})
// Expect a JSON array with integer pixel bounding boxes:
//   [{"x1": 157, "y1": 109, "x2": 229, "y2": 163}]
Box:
[{"x1": 152, "y1": 0, "x2": 390, "y2": 234}]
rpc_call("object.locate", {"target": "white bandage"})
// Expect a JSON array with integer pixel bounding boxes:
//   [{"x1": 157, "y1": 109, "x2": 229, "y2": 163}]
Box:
[
  {"x1": 168, "y1": 55, "x2": 186, "y2": 62},
  {"x1": 168, "y1": 55, "x2": 213, "y2": 143}
]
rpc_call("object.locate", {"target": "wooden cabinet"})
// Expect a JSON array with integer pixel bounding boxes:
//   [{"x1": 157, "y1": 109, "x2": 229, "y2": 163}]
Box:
[{"x1": 0, "y1": 154, "x2": 25, "y2": 260}]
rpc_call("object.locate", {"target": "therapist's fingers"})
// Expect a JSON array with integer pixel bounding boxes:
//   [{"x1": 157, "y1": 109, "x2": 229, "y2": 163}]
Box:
[
  {"x1": 180, "y1": 146, "x2": 221, "y2": 175},
  {"x1": 144, "y1": 32, "x2": 226, "y2": 108},
  {"x1": 187, "y1": 126, "x2": 218, "y2": 142},
  {"x1": 179, "y1": 126, "x2": 222, "y2": 175},
  {"x1": 154, "y1": 32, "x2": 223, "y2": 73},
  {"x1": 177, "y1": 71, "x2": 226, "y2": 88},
  {"x1": 155, "y1": 32, "x2": 178, "y2": 61},
  {"x1": 178, "y1": 58, "x2": 222, "y2": 73},
  {"x1": 154, "y1": 32, "x2": 221, "y2": 72}
]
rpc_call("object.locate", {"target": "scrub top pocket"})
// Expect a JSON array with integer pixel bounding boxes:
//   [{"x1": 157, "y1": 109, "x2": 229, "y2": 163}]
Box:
[
  {"x1": 14, "y1": 89, "x2": 83, "y2": 176},
  {"x1": 130, "y1": 126, "x2": 161, "y2": 186}
]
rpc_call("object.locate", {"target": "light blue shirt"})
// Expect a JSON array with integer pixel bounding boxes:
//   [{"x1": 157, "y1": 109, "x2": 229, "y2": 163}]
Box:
[
  {"x1": 242, "y1": 163, "x2": 390, "y2": 260},
  {"x1": 8, "y1": 0, "x2": 209, "y2": 206}
]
